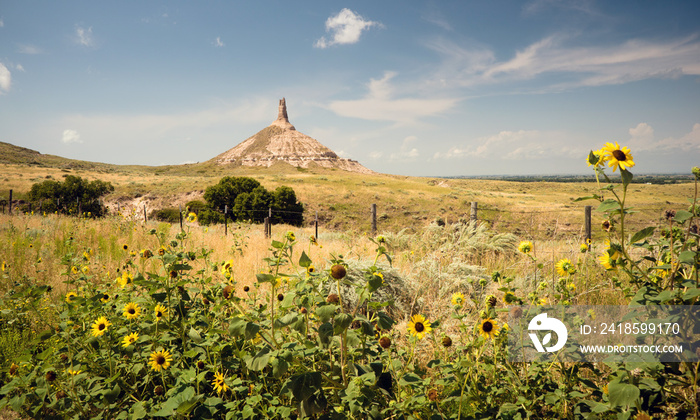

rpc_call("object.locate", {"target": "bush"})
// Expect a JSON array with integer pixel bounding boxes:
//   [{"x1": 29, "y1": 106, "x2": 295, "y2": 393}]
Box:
[
  {"x1": 150, "y1": 207, "x2": 181, "y2": 223},
  {"x1": 28, "y1": 175, "x2": 113, "y2": 217}
]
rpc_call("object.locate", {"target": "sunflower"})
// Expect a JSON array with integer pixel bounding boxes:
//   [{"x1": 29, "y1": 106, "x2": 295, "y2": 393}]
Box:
[
  {"x1": 478, "y1": 318, "x2": 499, "y2": 340},
  {"x1": 599, "y1": 253, "x2": 616, "y2": 270},
  {"x1": 307, "y1": 264, "x2": 315, "y2": 275},
  {"x1": 451, "y1": 292, "x2": 465, "y2": 306},
  {"x1": 123, "y1": 302, "x2": 141, "y2": 320},
  {"x1": 122, "y1": 244, "x2": 129, "y2": 251},
  {"x1": 580, "y1": 243, "x2": 589, "y2": 253},
  {"x1": 211, "y1": 371, "x2": 229, "y2": 395},
  {"x1": 140, "y1": 249, "x2": 153, "y2": 259},
  {"x1": 587, "y1": 149, "x2": 606, "y2": 167},
  {"x1": 149, "y1": 349, "x2": 173, "y2": 372},
  {"x1": 602, "y1": 142, "x2": 635, "y2": 172},
  {"x1": 309, "y1": 235, "x2": 318, "y2": 246},
  {"x1": 286, "y1": 231, "x2": 296, "y2": 242},
  {"x1": 187, "y1": 212, "x2": 197, "y2": 223},
  {"x1": 91, "y1": 316, "x2": 111, "y2": 337},
  {"x1": 122, "y1": 332, "x2": 139, "y2": 348},
  {"x1": 81, "y1": 266, "x2": 90, "y2": 275},
  {"x1": 71, "y1": 266, "x2": 79, "y2": 275},
  {"x1": 407, "y1": 314, "x2": 433, "y2": 340},
  {"x1": 65, "y1": 291, "x2": 78, "y2": 304},
  {"x1": 154, "y1": 303, "x2": 168, "y2": 322},
  {"x1": 518, "y1": 241, "x2": 533, "y2": 254},
  {"x1": 555, "y1": 258, "x2": 575, "y2": 277},
  {"x1": 118, "y1": 272, "x2": 133, "y2": 288},
  {"x1": 100, "y1": 293, "x2": 110, "y2": 303},
  {"x1": 1, "y1": 261, "x2": 6, "y2": 271}
]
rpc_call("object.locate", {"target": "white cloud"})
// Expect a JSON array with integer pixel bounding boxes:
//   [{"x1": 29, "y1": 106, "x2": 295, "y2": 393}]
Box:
[
  {"x1": 61, "y1": 129, "x2": 82, "y2": 144},
  {"x1": 314, "y1": 8, "x2": 381, "y2": 49},
  {"x1": 627, "y1": 122, "x2": 655, "y2": 150},
  {"x1": 75, "y1": 25, "x2": 94, "y2": 47},
  {"x1": 0, "y1": 17, "x2": 4, "y2": 27},
  {"x1": 328, "y1": 71, "x2": 459, "y2": 123},
  {"x1": 434, "y1": 129, "x2": 582, "y2": 160},
  {"x1": 214, "y1": 37, "x2": 224, "y2": 47},
  {"x1": 15, "y1": 64, "x2": 25, "y2": 72},
  {"x1": 0, "y1": 63, "x2": 10, "y2": 94},
  {"x1": 369, "y1": 151, "x2": 384, "y2": 160},
  {"x1": 390, "y1": 136, "x2": 420, "y2": 161},
  {"x1": 657, "y1": 124, "x2": 700, "y2": 151},
  {"x1": 18, "y1": 44, "x2": 43, "y2": 54},
  {"x1": 626, "y1": 122, "x2": 700, "y2": 152},
  {"x1": 427, "y1": 34, "x2": 700, "y2": 90}
]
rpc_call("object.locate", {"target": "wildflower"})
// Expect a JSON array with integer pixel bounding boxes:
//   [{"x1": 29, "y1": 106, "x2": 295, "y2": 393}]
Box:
[
  {"x1": 407, "y1": 314, "x2": 432, "y2": 340},
  {"x1": 307, "y1": 264, "x2": 315, "y2": 275},
  {"x1": 580, "y1": 243, "x2": 589, "y2": 253},
  {"x1": 604, "y1": 240, "x2": 621, "y2": 260},
  {"x1": 442, "y1": 336, "x2": 453, "y2": 347},
  {"x1": 379, "y1": 336, "x2": 391, "y2": 349},
  {"x1": 478, "y1": 318, "x2": 499, "y2": 340},
  {"x1": 602, "y1": 142, "x2": 635, "y2": 172},
  {"x1": 154, "y1": 304, "x2": 168, "y2": 322},
  {"x1": 118, "y1": 272, "x2": 133, "y2": 288},
  {"x1": 212, "y1": 371, "x2": 229, "y2": 395},
  {"x1": 66, "y1": 368, "x2": 82, "y2": 375},
  {"x1": 187, "y1": 212, "x2": 197, "y2": 223},
  {"x1": 277, "y1": 293, "x2": 284, "y2": 302},
  {"x1": 149, "y1": 349, "x2": 173, "y2": 372},
  {"x1": 71, "y1": 266, "x2": 79, "y2": 275},
  {"x1": 555, "y1": 258, "x2": 576, "y2": 277},
  {"x1": 587, "y1": 149, "x2": 606, "y2": 167},
  {"x1": 567, "y1": 283, "x2": 576, "y2": 291},
  {"x1": 83, "y1": 251, "x2": 90, "y2": 261},
  {"x1": 122, "y1": 332, "x2": 139, "y2": 348},
  {"x1": 122, "y1": 244, "x2": 129, "y2": 251},
  {"x1": 91, "y1": 316, "x2": 111, "y2": 337},
  {"x1": 1, "y1": 261, "x2": 5, "y2": 271},
  {"x1": 326, "y1": 294, "x2": 340, "y2": 304},
  {"x1": 451, "y1": 292, "x2": 465, "y2": 306},
  {"x1": 197, "y1": 360, "x2": 206, "y2": 370},
  {"x1": 599, "y1": 253, "x2": 616, "y2": 270},
  {"x1": 286, "y1": 231, "x2": 296, "y2": 242},
  {"x1": 428, "y1": 389, "x2": 439, "y2": 401},
  {"x1": 140, "y1": 249, "x2": 153, "y2": 259},
  {"x1": 376, "y1": 235, "x2": 387, "y2": 244},
  {"x1": 602, "y1": 220, "x2": 614, "y2": 232},
  {"x1": 154, "y1": 385, "x2": 164, "y2": 396},
  {"x1": 100, "y1": 293, "x2": 110, "y2": 303},
  {"x1": 537, "y1": 297, "x2": 548, "y2": 306},
  {"x1": 502, "y1": 292, "x2": 517, "y2": 304},
  {"x1": 243, "y1": 286, "x2": 250, "y2": 292},
  {"x1": 9, "y1": 363, "x2": 19, "y2": 376},
  {"x1": 518, "y1": 241, "x2": 533, "y2": 254},
  {"x1": 123, "y1": 302, "x2": 141, "y2": 320},
  {"x1": 158, "y1": 247, "x2": 166, "y2": 256},
  {"x1": 81, "y1": 266, "x2": 90, "y2": 275},
  {"x1": 65, "y1": 291, "x2": 78, "y2": 303},
  {"x1": 222, "y1": 285, "x2": 235, "y2": 300},
  {"x1": 330, "y1": 264, "x2": 347, "y2": 280},
  {"x1": 309, "y1": 235, "x2": 318, "y2": 246}
]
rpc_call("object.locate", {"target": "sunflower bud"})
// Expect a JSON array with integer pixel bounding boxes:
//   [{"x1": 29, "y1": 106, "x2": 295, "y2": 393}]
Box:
[
  {"x1": 330, "y1": 264, "x2": 347, "y2": 280},
  {"x1": 379, "y1": 336, "x2": 391, "y2": 349},
  {"x1": 442, "y1": 336, "x2": 453, "y2": 347},
  {"x1": 154, "y1": 385, "x2": 164, "y2": 396},
  {"x1": 222, "y1": 285, "x2": 234, "y2": 300},
  {"x1": 486, "y1": 295, "x2": 497, "y2": 308},
  {"x1": 45, "y1": 371, "x2": 57, "y2": 382},
  {"x1": 326, "y1": 294, "x2": 340, "y2": 304}
]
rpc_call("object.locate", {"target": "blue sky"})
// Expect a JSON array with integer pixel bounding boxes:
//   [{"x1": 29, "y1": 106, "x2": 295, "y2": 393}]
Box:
[{"x1": 1, "y1": 0, "x2": 699, "y2": 176}]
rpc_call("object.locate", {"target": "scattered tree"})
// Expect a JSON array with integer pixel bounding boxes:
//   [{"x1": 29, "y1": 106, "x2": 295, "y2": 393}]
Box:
[{"x1": 28, "y1": 175, "x2": 114, "y2": 216}]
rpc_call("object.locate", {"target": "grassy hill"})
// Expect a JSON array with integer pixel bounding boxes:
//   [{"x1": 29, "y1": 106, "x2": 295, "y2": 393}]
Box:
[{"x1": 0, "y1": 141, "x2": 693, "y2": 238}]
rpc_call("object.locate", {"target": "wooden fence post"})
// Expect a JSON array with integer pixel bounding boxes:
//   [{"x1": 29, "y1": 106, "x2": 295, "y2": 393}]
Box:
[
  {"x1": 8, "y1": 189, "x2": 12, "y2": 215},
  {"x1": 77, "y1": 198, "x2": 81, "y2": 216},
  {"x1": 224, "y1": 205, "x2": 228, "y2": 236},
  {"x1": 371, "y1": 203, "x2": 377, "y2": 236},
  {"x1": 470, "y1": 202, "x2": 478, "y2": 222},
  {"x1": 264, "y1": 217, "x2": 270, "y2": 238},
  {"x1": 315, "y1": 211, "x2": 318, "y2": 239},
  {"x1": 143, "y1": 204, "x2": 147, "y2": 223},
  {"x1": 585, "y1": 205, "x2": 592, "y2": 244}
]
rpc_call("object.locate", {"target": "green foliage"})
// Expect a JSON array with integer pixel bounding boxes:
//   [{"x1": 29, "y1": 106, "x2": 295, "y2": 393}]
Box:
[
  {"x1": 150, "y1": 207, "x2": 181, "y2": 223},
  {"x1": 28, "y1": 175, "x2": 114, "y2": 217},
  {"x1": 203, "y1": 177, "x2": 304, "y2": 226}
]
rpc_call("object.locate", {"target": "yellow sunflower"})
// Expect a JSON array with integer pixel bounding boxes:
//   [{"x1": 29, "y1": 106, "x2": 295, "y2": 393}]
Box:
[
  {"x1": 407, "y1": 314, "x2": 433, "y2": 340},
  {"x1": 587, "y1": 149, "x2": 606, "y2": 167},
  {"x1": 211, "y1": 371, "x2": 229, "y2": 395},
  {"x1": 91, "y1": 316, "x2": 111, "y2": 337},
  {"x1": 599, "y1": 253, "x2": 616, "y2": 270},
  {"x1": 122, "y1": 302, "x2": 141, "y2": 320},
  {"x1": 307, "y1": 264, "x2": 315, "y2": 275},
  {"x1": 602, "y1": 142, "x2": 635, "y2": 172},
  {"x1": 555, "y1": 258, "x2": 575, "y2": 277},
  {"x1": 65, "y1": 291, "x2": 78, "y2": 303},
  {"x1": 149, "y1": 349, "x2": 173, "y2": 372},
  {"x1": 154, "y1": 303, "x2": 168, "y2": 322},
  {"x1": 122, "y1": 332, "x2": 139, "y2": 348},
  {"x1": 451, "y1": 292, "x2": 465, "y2": 306},
  {"x1": 118, "y1": 272, "x2": 133, "y2": 288},
  {"x1": 478, "y1": 318, "x2": 499, "y2": 340},
  {"x1": 100, "y1": 293, "x2": 110, "y2": 303},
  {"x1": 187, "y1": 212, "x2": 197, "y2": 223},
  {"x1": 286, "y1": 231, "x2": 296, "y2": 242},
  {"x1": 1, "y1": 261, "x2": 6, "y2": 271},
  {"x1": 518, "y1": 241, "x2": 533, "y2": 254}
]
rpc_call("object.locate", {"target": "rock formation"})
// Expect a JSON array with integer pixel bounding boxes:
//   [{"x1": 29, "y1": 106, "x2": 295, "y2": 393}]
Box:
[{"x1": 214, "y1": 99, "x2": 373, "y2": 174}]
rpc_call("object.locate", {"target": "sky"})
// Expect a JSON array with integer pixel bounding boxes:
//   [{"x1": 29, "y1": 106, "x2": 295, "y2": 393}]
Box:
[{"x1": 1, "y1": 0, "x2": 699, "y2": 176}]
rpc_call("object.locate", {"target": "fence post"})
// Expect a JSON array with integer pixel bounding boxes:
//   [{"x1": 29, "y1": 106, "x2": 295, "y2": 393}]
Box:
[
  {"x1": 315, "y1": 211, "x2": 318, "y2": 239},
  {"x1": 264, "y1": 217, "x2": 270, "y2": 238},
  {"x1": 143, "y1": 204, "x2": 147, "y2": 223},
  {"x1": 470, "y1": 202, "x2": 478, "y2": 222},
  {"x1": 8, "y1": 189, "x2": 12, "y2": 215},
  {"x1": 224, "y1": 205, "x2": 228, "y2": 236},
  {"x1": 585, "y1": 205, "x2": 592, "y2": 244},
  {"x1": 77, "y1": 198, "x2": 81, "y2": 216},
  {"x1": 371, "y1": 203, "x2": 377, "y2": 236},
  {"x1": 179, "y1": 205, "x2": 183, "y2": 230}
]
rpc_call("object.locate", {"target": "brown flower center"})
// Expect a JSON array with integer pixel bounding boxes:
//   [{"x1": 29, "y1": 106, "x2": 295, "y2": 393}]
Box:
[
  {"x1": 128, "y1": 308, "x2": 135, "y2": 314},
  {"x1": 612, "y1": 149, "x2": 626, "y2": 161},
  {"x1": 415, "y1": 322, "x2": 425, "y2": 333},
  {"x1": 156, "y1": 311, "x2": 163, "y2": 318},
  {"x1": 99, "y1": 324, "x2": 106, "y2": 331},
  {"x1": 482, "y1": 321, "x2": 493, "y2": 333},
  {"x1": 156, "y1": 356, "x2": 166, "y2": 365}
]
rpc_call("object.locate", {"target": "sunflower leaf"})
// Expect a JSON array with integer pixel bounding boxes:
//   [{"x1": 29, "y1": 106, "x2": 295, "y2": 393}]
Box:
[
  {"x1": 621, "y1": 169, "x2": 633, "y2": 187},
  {"x1": 630, "y1": 227, "x2": 655, "y2": 243}
]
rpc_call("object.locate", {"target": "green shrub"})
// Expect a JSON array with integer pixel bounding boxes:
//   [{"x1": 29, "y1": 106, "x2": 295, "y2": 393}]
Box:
[{"x1": 150, "y1": 207, "x2": 180, "y2": 223}]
